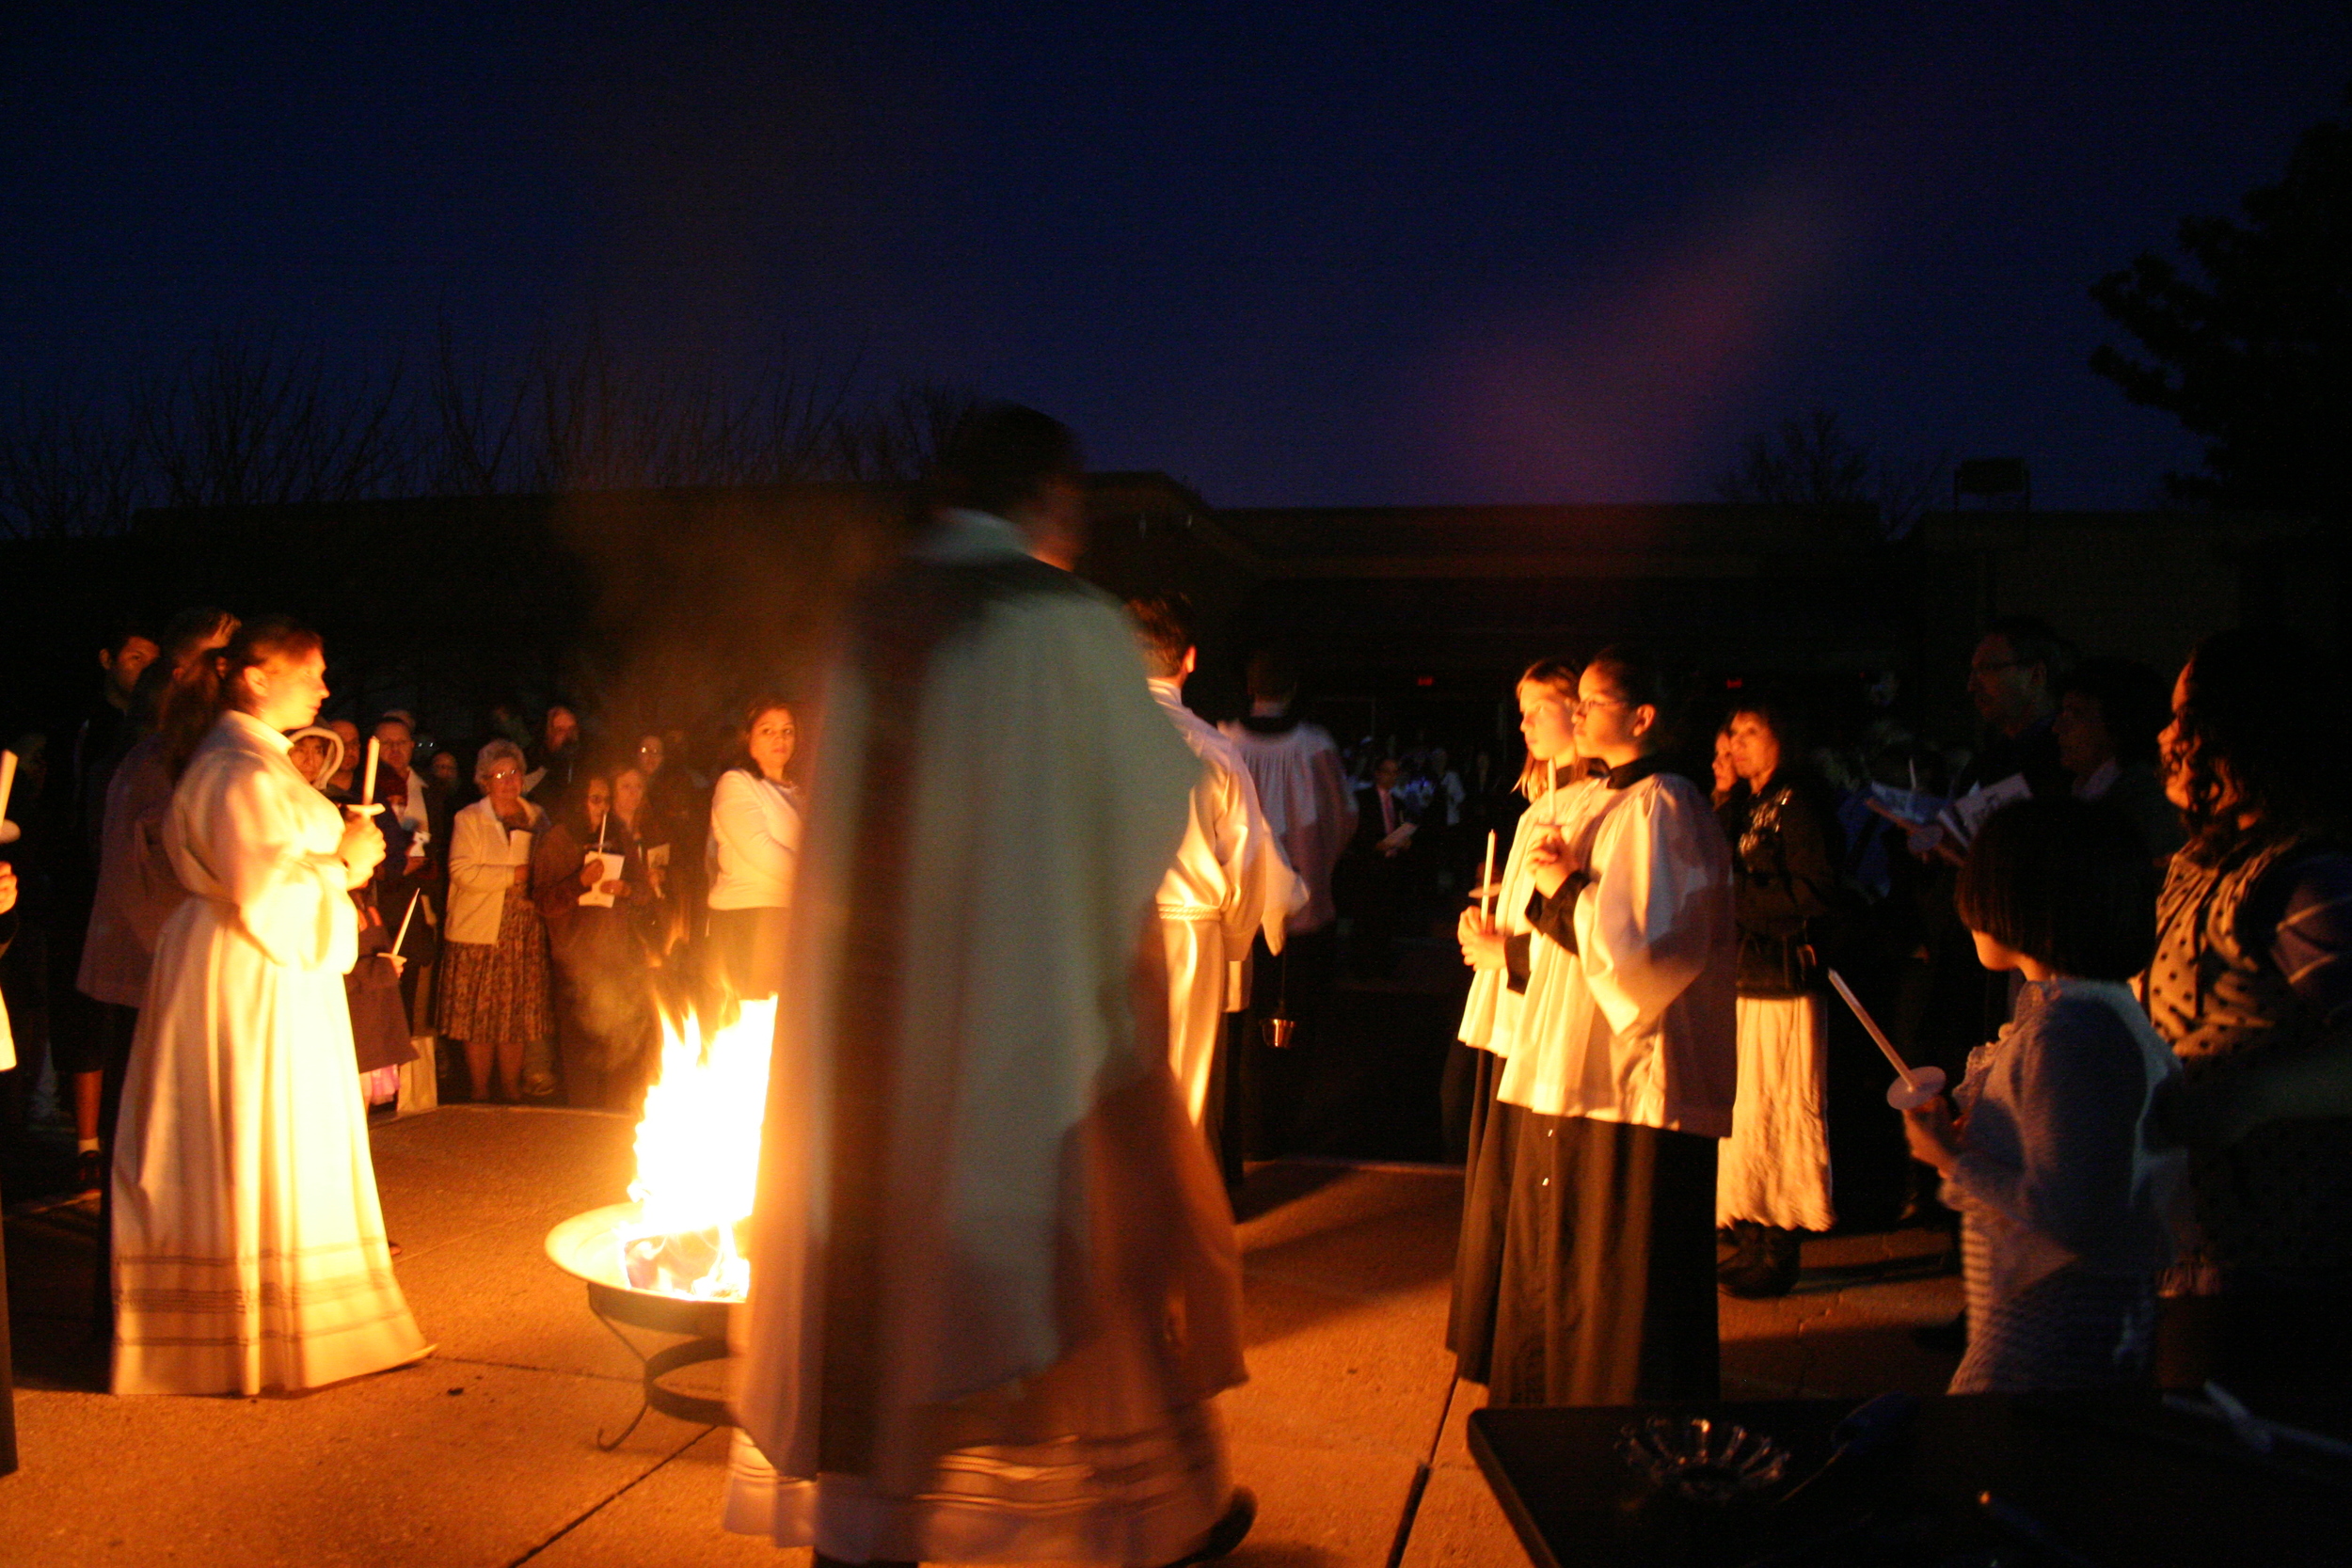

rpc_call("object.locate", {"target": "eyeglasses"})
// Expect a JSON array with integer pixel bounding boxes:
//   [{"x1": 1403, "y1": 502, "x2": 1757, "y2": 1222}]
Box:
[
  {"x1": 1968, "y1": 657, "x2": 2024, "y2": 677},
  {"x1": 1571, "y1": 696, "x2": 1629, "y2": 717},
  {"x1": 487, "y1": 768, "x2": 522, "y2": 783}
]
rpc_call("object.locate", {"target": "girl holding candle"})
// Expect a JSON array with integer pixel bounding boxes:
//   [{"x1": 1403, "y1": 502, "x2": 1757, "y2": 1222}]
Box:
[
  {"x1": 111, "y1": 617, "x2": 427, "y2": 1395},
  {"x1": 1449, "y1": 660, "x2": 1602, "y2": 1385},
  {"x1": 1902, "y1": 797, "x2": 2181, "y2": 1394}
]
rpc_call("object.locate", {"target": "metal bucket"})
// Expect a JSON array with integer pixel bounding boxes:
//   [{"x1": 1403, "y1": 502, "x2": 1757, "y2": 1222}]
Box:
[{"x1": 1261, "y1": 1016, "x2": 1297, "y2": 1050}]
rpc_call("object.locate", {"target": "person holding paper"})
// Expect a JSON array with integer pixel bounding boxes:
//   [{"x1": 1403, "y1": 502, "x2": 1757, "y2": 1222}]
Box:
[
  {"x1": 111, "y1": 616, "x2": 427, "y2": 1395},
  {"x1": 532, "y1": 768, "x2": 658, "y2": 1111},
  {"x1": 437, "y1": 739, "x2": 554, "y2": 1101}
]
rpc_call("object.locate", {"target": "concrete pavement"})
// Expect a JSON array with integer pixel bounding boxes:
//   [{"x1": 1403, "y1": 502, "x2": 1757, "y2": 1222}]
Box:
[{"x1": 0, "y1": 1107, "x2": 1959, "y2": 1567}]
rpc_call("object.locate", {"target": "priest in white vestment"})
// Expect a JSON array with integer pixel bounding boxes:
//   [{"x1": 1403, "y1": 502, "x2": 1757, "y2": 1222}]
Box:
[
  {"x1": 112, "y1": 618, "x2": 429, "y2": 1397},
  {"x1": 725, "y1": 405, "x2": 1255, "y2": 1568},
  {"x1": 1125, "y1": 594, "x2": 1303, "y2": 1154}
]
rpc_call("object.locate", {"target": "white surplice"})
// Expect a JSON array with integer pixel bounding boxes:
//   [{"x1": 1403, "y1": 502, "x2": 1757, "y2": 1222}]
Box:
[
  {"x1": 1455, "y1": 771, "x2": 1610, "y2": 1061},
  {"x1": 111, "y1": 710, "x2": 428, "y2": 1396},
  {"x1": 1217, "y1": 714, "x2": 1356, "y2": 933},
  {"x1": 1151, "y1": 678, "x2": 1302, "y2": 1124},
  {"x1": 1498, "y1": 770, "x2": 1739, "y2": 1137},
  {"x1": 726, "y1": 511, "x2": 1248, "y2": 1566}
]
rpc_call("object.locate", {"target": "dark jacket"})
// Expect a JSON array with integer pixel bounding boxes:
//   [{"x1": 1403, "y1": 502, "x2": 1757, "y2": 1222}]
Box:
[{"x1": 1719, "y1": 769, "x2": 1848, "y2": 995}]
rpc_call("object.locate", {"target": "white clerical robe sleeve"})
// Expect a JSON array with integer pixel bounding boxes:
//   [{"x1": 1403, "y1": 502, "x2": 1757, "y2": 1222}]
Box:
[
  {"x1": 1577, "y1": 784, "x2": 1717, "y2": 1037},
  {"x1": 1219, "y1": 767, "x2": 1300, "y2": 955},
  {"x1": 211, "y1": 758, "x2": 358, "y2": 974}
]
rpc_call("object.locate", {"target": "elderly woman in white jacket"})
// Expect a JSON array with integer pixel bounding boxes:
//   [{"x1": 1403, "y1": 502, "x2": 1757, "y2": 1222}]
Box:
[
  {"x1": 437, "y1": 739, "x2": 555, "y2": 1101},
  {"x1": 705, "y1": 697, "x2": 802, "y2": 1002}
]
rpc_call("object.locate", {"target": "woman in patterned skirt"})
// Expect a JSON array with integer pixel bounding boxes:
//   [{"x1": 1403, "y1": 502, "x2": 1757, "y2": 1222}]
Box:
[{"x1": 438, "y1": 738, "x2": 554, "y2": 1101}]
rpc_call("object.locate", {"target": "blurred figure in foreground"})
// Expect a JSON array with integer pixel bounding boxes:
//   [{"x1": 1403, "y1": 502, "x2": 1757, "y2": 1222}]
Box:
[{"x1": 725, "y1": 404, "x2": 1253, "y2": 1567}]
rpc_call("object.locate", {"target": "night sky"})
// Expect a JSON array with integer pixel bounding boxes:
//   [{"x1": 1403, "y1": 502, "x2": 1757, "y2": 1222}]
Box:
[{"x1": 5, "y1": 3, "x2": 2346, "y2": 511}]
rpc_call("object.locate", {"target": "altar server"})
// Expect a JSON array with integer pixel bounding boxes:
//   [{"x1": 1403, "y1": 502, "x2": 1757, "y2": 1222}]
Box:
[
  {"x1": 1478, "y1": 645, "x2": 1737, "y2": 1406},
  {"x1": 112, "y1": 616, "x2": 429, "y2": 1396},
  {"x1": 1126, "y1": 594, "x2": 1302, "y2": 1150},
  {"x1": 1449, "y1": 660, "x2": 1606, "y2": 1378},
  {"x1": 1218, "y1": 654, "x2": 1354, "y2": 938},
  {"x1": 725, "y1": 405, "x2": 1255, "y2": 1568}
]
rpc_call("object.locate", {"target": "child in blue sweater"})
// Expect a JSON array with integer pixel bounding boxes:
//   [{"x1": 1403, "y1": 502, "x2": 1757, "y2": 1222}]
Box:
[{"x1": 1903, "y1": 799, "x2": 2184, "y2": 1393}]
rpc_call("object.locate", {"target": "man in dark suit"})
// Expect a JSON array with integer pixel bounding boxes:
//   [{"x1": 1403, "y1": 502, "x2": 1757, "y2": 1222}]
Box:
[{"x1": 1340, "y1": 756, "x2": 1421, "y2": 976}]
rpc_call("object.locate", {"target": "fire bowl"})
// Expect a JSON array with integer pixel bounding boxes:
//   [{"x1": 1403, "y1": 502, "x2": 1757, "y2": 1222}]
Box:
[{"x1": 546, "y1": 1201, "x2": 739, "y2": 1430}]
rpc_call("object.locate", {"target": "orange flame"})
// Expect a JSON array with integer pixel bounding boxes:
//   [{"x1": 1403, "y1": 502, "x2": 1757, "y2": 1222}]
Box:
[{"x1": 613, "y1": 998, "x2": 774, "y2": 1298}]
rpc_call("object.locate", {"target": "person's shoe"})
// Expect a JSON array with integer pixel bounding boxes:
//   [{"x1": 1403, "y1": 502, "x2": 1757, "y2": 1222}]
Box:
[
  {"x1": 1721, "y1": 1228, "x2": 1804, "y2": 1299},
  {"x1": 1912, "y1": 1309, "x2": 1967, "y2": 1354},
  {"x1": 1717, "y1": 1221, "x2": 1763, "y2": 1284},
  {"x1": 74, "y1": 1148, "x2": 105, "y2": 1199},
  {"x1": 1162, "y1": 1488, "x2": 1256, "y2": 1568}
]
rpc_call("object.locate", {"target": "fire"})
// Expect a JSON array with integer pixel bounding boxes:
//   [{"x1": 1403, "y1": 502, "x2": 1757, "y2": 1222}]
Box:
[{"x1": 614, "y1": 998, "x2": 775, "y2": 1299}]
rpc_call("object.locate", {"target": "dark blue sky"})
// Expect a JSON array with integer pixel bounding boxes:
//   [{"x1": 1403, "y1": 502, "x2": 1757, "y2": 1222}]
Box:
[{"x1": 5, "y1": 3, "x2": 2346, "y2": 509}]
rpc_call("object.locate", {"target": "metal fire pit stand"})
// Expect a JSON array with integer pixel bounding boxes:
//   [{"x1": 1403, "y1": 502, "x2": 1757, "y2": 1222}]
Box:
[
  {"x1": 547, "y1": 1205, "x2": 741, "y2": 1449},
  {"x1": 580, "y1": 1274, "x2": 736, "y2": 1449}
]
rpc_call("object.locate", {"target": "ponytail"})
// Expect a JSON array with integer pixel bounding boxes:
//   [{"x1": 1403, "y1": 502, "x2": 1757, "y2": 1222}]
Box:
[{"x1": 162, "y1": 615, "x2": 323, "y2": 779}]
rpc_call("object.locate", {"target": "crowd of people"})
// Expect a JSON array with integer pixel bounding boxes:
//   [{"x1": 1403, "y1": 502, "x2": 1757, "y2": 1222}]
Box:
[
  {"x1": 1445, "y1": 615, "x2": 2351, "y2": 1407},
  {"x1": 0, "y1": 399, "x2": 2345, "y2": 1566},
  {"x1": 3, "y1": 657, "x2": 806, "y2": 1143}
]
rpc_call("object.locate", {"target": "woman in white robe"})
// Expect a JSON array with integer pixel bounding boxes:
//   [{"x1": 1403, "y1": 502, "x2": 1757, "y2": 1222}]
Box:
[
  {"x1": 112, "y1": 618, "x2": 428, "y2": 1397},
  {"x1": 1476, "y1": 647, "x2": 1737, "y2": 1406}
]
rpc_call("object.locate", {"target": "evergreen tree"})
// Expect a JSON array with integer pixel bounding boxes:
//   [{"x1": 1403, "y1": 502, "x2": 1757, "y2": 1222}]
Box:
[{"x1": 2090, "y1": 89, "x2": 2351, "y2": 515}]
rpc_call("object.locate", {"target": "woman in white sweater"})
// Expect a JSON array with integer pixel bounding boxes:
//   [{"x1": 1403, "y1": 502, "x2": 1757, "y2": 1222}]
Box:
[
  {"x1": 437, "y1": 739, "x2": 555, "y2": 1101},
  {"x1": 705, "y1": 697, "x2": 802, "y2": 1002}
]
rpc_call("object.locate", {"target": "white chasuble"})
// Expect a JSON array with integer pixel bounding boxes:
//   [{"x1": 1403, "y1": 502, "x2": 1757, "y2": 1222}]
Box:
[
  {"x1": 726, "y1": 511, "x2": 1248, "y2": 1566},
  {"x1": 112, "y1": 709, "x2": 428, "y2": 1396},
  {"x1": 1499, "y1": 770, "x2": 1739, "y2": 1138},
  {"x1": 1152, "y1": 679, "x2": 1303, "y2": 1124}
]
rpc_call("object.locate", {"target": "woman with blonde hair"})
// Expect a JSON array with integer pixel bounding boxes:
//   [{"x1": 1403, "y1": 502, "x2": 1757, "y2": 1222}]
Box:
[
  {"x1": 438, "y1": 738, "x2": 555, "y2": 1101},
  {"x1": 1448, "y1": 658, "x2": 1609, "y2": 1387},
  {"x1": 112, "y1": 615, "x2": 427, "y2": 1395}
]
